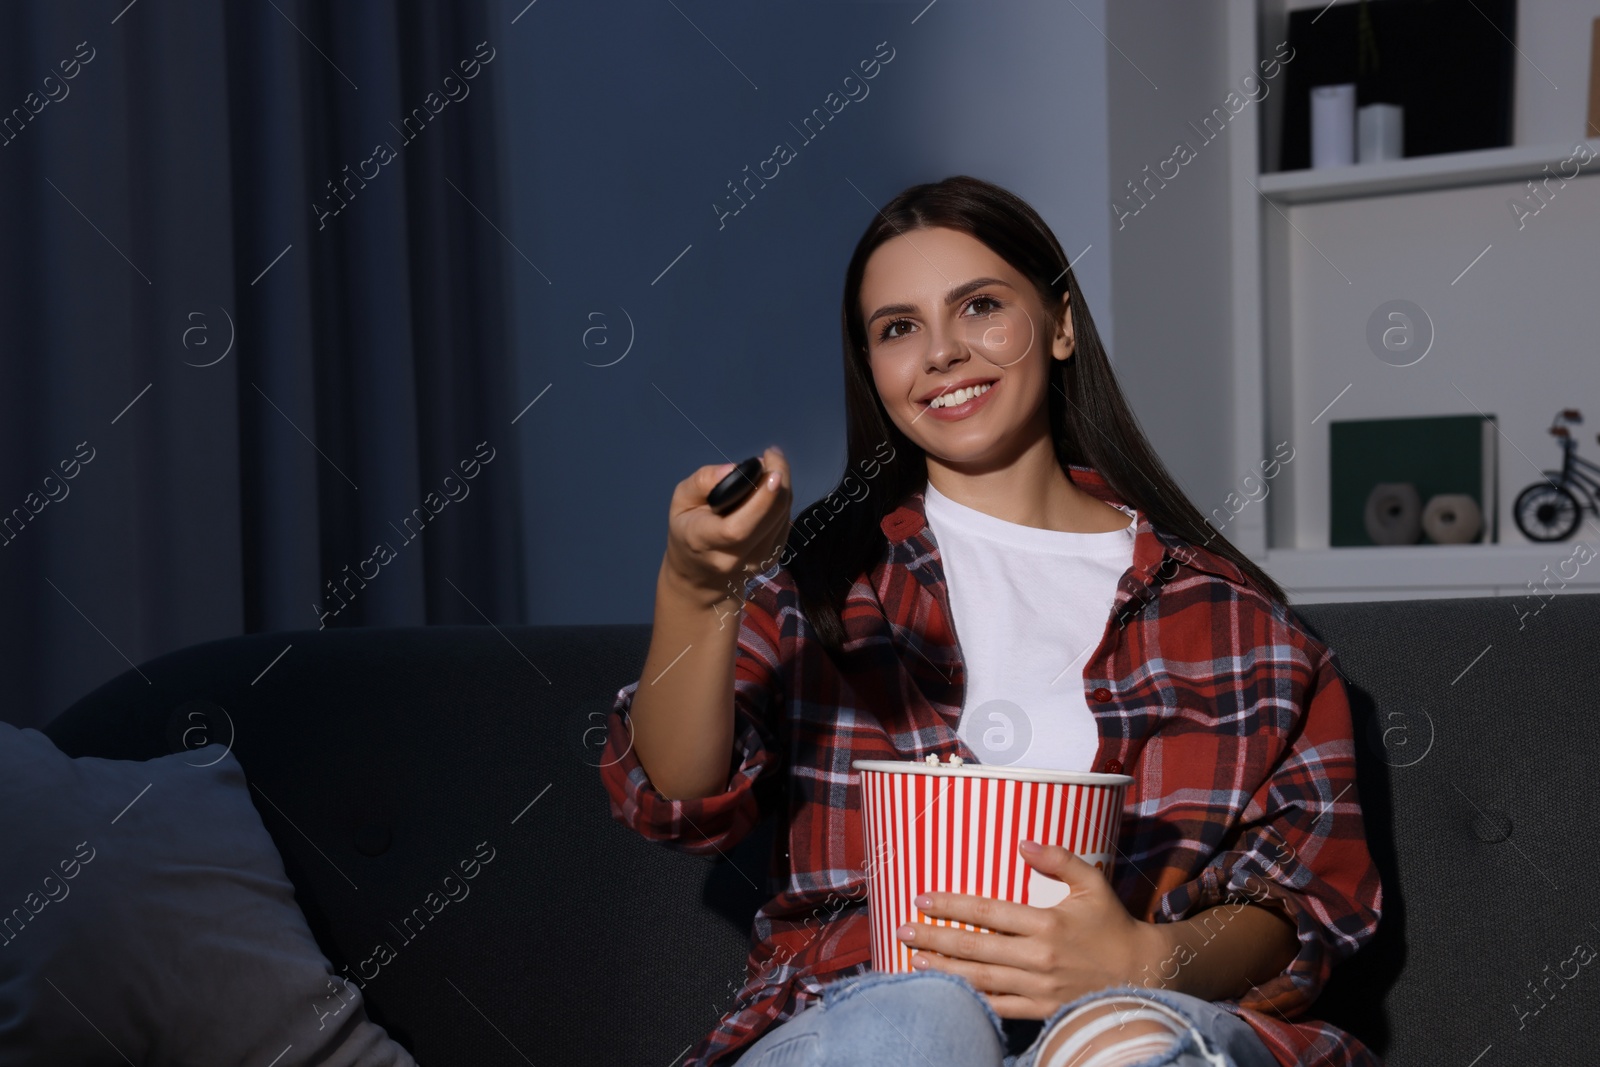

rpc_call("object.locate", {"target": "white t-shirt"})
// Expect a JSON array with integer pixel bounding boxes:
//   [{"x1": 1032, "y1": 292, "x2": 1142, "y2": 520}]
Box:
[{"x1": 921, "y1": 480, "x2": 1137, "y2": 772}]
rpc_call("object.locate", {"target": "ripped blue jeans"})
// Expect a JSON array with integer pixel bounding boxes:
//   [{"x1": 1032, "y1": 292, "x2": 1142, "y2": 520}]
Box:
[{"x1": 734, "y1": 969, "x2": 1281, "y2": 1067}]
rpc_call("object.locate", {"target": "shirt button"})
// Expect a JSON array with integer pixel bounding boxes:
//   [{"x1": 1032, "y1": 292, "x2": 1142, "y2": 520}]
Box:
[
  {"x1": 1091, "y1": 687, "x2": 1113, "y2": 703},
  {"x1": 1104, "y1": 758, "x2": 1124, "y2": 774}
]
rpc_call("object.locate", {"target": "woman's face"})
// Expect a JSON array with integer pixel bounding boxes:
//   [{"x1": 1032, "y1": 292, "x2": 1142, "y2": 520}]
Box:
[{"x1": 859, "y1": 226, "x2": 1072, "y2": 470}]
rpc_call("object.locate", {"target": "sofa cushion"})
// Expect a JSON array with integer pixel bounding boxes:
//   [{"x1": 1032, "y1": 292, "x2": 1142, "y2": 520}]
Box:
[
  {"x1": 41, "y1": 624, "x2": 765, "y2": 1066},
  {"x1": 0, "y1": 721, "x2": 416, "y2": 1066}
]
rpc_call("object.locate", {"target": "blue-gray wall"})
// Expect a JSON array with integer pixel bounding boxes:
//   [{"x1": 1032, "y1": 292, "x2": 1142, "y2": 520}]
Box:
[
  {"x1": 493, "y1": 0, "x2": 1112, "y2": 623},
  {"x1": 1106, "y1": 0, "x2": 1237, "y2": 530}
]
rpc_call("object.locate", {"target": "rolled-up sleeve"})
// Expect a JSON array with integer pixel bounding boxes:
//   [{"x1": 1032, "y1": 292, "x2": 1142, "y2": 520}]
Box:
[
  {"x1": 1155, "y1": 644, "x2": 1383, "y2": 1019},
  {"x1": 596, "y1": 575, "x2": 787, "y2": 856}
]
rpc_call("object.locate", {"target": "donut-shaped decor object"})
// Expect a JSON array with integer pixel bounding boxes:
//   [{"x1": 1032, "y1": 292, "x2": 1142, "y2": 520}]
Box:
[
  {"x1": 1421, "y1": 493, "x2": 1483, "y2": 544},
  {"x1": 1363, "y1": 482, "x2": 1423, "y2": 545}
]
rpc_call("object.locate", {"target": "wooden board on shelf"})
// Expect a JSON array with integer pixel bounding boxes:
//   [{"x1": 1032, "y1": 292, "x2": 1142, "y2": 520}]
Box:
[
  {"x1": 1257, "y1": 138, "x2": 1600, "y2": 204},
  {"x1": 1260, "y1": 542, "x2": 1600, "y2": 602}
]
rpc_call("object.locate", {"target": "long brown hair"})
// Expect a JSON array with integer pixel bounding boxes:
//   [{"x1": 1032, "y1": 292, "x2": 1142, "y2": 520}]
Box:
[{"x1": 781, "y1": 174, "x2": 1287, "y2": 656}]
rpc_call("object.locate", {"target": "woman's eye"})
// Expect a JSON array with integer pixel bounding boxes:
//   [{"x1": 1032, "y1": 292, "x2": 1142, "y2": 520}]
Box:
[{"x1": 875, "y1": 296, "x2": 1001, "y2": 342}]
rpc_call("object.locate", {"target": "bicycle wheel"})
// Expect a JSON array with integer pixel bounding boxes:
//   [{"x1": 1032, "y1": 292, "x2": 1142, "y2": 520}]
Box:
[{"x1": 1513, "y1": 482, "x2": 1581, "y2": 541}]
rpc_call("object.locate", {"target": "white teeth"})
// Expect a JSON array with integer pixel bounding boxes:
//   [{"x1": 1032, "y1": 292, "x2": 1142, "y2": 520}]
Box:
[{"x1": 929, "y1": 382, "x2": 992, "y2": 409}]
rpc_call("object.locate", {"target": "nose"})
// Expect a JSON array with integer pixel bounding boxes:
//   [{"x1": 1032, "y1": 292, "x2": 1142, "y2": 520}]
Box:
[{"x1": 923, "y1": 321, "x2": 968, "y2": 375}]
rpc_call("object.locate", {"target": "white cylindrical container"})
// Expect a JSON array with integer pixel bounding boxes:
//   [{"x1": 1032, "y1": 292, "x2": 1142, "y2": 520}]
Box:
[
  {"x1": 1311, "y1": 83, "x2": 1357, "y2": 168},
  {"x1": 1358, "y1": 103, "x2": 1404, "y2": 163}
]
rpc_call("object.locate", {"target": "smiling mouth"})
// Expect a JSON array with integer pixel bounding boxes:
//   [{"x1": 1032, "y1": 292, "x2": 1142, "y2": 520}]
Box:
[
  {"x1": 924, "y1": 382, "x2": 995, "y2": 409},
  {"x1": 911, "y1": 379, "x2": 999, "y2": 425}
]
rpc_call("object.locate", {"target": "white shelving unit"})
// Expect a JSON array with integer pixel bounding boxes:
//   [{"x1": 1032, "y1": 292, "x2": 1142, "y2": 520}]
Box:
[
  {"x1": 1259, "y1": 541, "x2": 1600, "y2": 603},
  {"x1": 1222, "y1": 0, "x2": 1600, "y2": 604},
  {"x1": 1256, "y1": 137, "x2": 1600, "y2": 205}
]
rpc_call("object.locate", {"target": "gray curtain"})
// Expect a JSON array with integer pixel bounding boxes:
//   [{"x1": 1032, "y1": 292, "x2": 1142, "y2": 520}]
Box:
[{"x1": 0, "y1": 0, "x2": 524, "y2": 729}]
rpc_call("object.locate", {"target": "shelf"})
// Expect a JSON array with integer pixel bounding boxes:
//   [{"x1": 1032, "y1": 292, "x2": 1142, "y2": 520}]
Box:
[
  {"x1": 1256, "y1": 137, "x2": 1600, "y2": 205},
  {"x1": 1211, "y1": 0, "x2": 1600, "y2": 601},
  {"x1": 1257, "y1": 543, "x2": 1600, "y2": 603}
]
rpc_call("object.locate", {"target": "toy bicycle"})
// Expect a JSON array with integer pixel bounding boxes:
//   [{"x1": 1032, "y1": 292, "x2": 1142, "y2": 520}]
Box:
[{"x1": 1513, "y1": 409, "x2": 1600, "y2": 542}]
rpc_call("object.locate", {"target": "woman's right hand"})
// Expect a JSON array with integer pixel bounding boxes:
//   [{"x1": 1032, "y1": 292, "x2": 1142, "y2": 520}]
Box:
[{"x1": 662, "y1": 445, "x2": 792, "y2": 607}]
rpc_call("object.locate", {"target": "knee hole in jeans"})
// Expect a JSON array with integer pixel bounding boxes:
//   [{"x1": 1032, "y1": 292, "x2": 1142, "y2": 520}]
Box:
[{"x1": 1036, "y1": 994, "x2": 1195, "y2": 1067}]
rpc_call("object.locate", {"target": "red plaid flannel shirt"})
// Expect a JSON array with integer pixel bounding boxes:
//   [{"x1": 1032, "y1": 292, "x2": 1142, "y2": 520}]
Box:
[{"x1": 599, "y1": 465, "x2": 1384, "y2": 1066}]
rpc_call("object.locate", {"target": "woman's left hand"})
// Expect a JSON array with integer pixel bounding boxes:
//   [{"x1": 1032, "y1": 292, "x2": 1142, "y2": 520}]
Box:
[{"x1": 895, "y1": 839, "x2": 1164, "y2": 1019}]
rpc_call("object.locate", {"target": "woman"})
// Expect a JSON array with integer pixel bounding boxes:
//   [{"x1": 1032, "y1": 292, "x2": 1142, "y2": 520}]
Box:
[{"x1": 599, "y1": 175, "x2": 1382, "y2": 1067}]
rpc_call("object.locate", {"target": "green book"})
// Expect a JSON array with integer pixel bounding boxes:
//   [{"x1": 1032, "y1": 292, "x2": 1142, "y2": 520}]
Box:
[{"x1": 1329, "y1": 414, "x2": 1498, "y2": 545}]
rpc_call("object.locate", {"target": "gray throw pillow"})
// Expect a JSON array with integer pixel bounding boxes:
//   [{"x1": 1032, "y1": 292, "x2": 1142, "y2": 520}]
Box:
[{"x1": 0, "y1": 722, "x2": 418, "y2": 1067}]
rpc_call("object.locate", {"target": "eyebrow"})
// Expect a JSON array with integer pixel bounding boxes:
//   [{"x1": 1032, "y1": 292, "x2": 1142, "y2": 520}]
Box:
[{"x1": 865, "y1": 276, "x2": 1015, "y2": 327}]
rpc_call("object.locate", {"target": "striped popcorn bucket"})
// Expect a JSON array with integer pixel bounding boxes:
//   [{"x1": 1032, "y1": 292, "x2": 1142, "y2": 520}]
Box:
[{"x1": 851, "y1": 759, "x2": 1132, "y2": 974}]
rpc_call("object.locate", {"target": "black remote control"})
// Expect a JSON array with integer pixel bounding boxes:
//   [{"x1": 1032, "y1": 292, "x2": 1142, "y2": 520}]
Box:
[{"x1": 707, "y1": 456, "x2": 766, "y2": 516}]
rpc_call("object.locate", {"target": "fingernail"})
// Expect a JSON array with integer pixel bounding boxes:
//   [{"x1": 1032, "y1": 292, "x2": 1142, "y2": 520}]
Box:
[
  {"x1": 769, "y1": 444, "x2": 785, "y2": 458},
  {"x1": 765, "y1": 470, "x2": 781, "y2": 491},
  {"x1": 913, "y1": 894, "x2": 932, "y2": 909},
  {"x1": 1019, "y1": 839, "x2": 1040, "y2": 853}
]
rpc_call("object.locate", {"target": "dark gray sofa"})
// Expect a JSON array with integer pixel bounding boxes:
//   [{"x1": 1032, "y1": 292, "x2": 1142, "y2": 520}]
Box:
[{"x1": 39, "y1": 592, "x2": 1600, "y2": 1065}]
